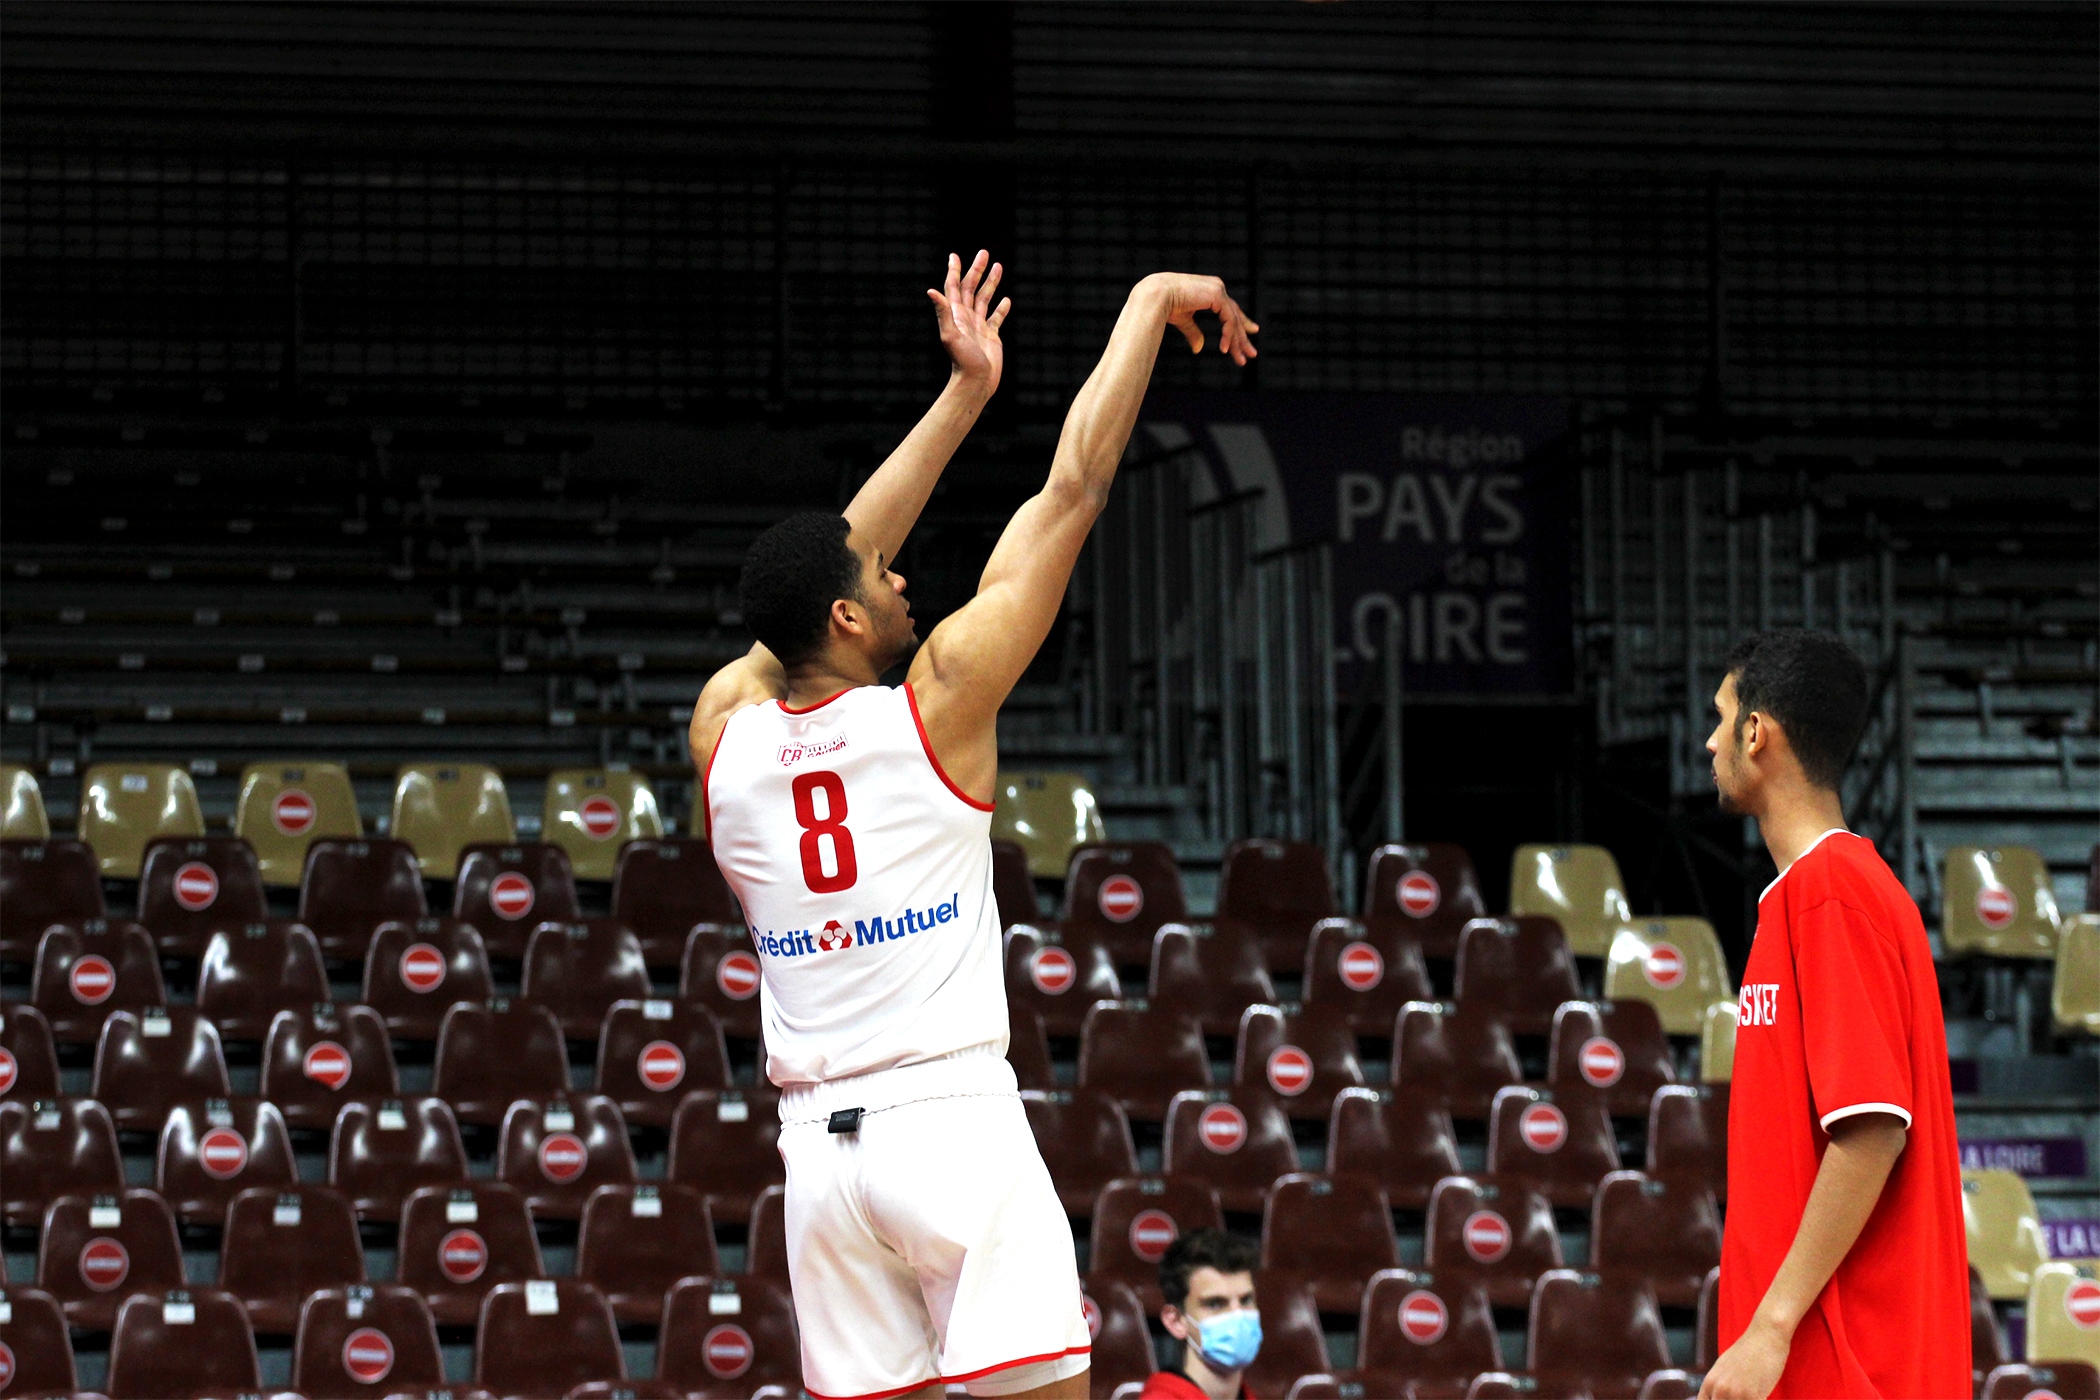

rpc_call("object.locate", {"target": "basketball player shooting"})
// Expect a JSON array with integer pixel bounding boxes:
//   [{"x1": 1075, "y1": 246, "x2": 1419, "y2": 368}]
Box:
[{"x1": 691, "y1": 253, "x2": 1257, "y2": 1400}]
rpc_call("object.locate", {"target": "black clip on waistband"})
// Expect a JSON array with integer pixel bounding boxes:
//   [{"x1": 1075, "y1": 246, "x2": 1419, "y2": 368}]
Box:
[{"x1": 828, "y1": 1107, "x2": 864, "y2": 1134}]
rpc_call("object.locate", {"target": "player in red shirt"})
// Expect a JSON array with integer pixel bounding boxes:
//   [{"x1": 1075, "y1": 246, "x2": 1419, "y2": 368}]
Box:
[{"x1": 1700, "y1": 629, "x2": 1968, "y2": 1400}]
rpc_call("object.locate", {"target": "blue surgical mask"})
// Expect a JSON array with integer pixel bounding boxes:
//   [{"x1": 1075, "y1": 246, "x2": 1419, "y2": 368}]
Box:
[{"x1": 1195, "y1": 1309, "x2": 1262, "y2": 1372}]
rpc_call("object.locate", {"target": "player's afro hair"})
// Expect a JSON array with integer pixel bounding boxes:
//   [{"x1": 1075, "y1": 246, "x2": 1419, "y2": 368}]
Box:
[
  {"x1": 738, "y1": 511, "x2": 861, "y2": 668},
  {"x1": 1723, "y1": 627, "x2": 1871, "y2": 791}
]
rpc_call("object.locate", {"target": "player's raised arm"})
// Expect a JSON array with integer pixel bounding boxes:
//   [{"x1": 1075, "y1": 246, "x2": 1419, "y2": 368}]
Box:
[{"x1": 909, "y1": 271, "x2": 1256, "y2": 798}]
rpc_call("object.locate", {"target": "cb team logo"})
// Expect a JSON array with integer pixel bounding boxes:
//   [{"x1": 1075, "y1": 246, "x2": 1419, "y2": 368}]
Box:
[
  {"x1": 1399, "y1": 1289, "x2": 1449, "y2": 1345},
  {"x1": 1396, "y1": 870, "x2": 1441, "y2": 918},
  {"x1": 199, "y1": 1127, "x2": 250, "y2": 1179},
  {"x1": 1028, "y1": 946, "x2": 1077, "y2": 996},
  {"x1": 1097, "y1": 875, "x2": 1144, "y2": 924},
  {"x1": 638, "y1": 1040, "x2": 686, "y2": 1091},
  {"x1": 1642, "y1": 942, "x2": 1686, "y2": 990},
  {"x1": 1518, "y1": 1102, "x2": 1568, "y2": 1154},
  {"x1": 79, "y1": 1237, "x2": 131, "y2": 1291},
  {"x1": 1977, "y1": 886, "x2": 2018, "y2": 930},
  {"x1": 1082, "y1": 1294, "x2": 1104, "y2": 1340},
  {"x1": 1578, "y1": 1037, "x2": 1625, "y2": 1088},
  {"x1": 271, "y1": 788, "x2": 316, "y2": 836},
  {"x1": 716, "y1": 951, "x2": 761, "y2": 1001},
  {"x1": 399, "y1": 943, "x2": 447, "y2": 992},
  {"x1": 0, "y1": 1340, "x2": 12, "y2": 1390},
  {"x1": 0, "y1": 1047, "x2": 16, "y2": 1095},
  {"x1": 70, "y1": 954, "x2": 116, "y2": 1004},
  {"x1": 539, "y1": 1132, "x2": 588, "y2": 1184},
  {"x1": 487, "y1": 872, "x2": 536, "y2": 921},
  {"x1": 1338, "y1": 941, "x2": 1384, "y2": 992},
  {"x1": 341, "y1": 1327, "x2": 395, "y2": 1385},
  {"x1": 303, "y1": 1040, "x2": 353, "y2": 1090},
  {"x1": 438, "y1": 1228, "x2": 488, "y2": 1283},
  {"x1": 1462, "y1": 1210, "x2": 1511, "y2": 1264},
  {"x1": 1128, "y1": 1209, "x2": 1177, "y2": 1263},
  {"x1": 1266, "y1": 1045, "x2": 1314, "y2": 1097},
  {"x1": 702, "y1": 1323, "x2": 756, "y2": 1379},
  {"x1": 2065, "y1": 1278, "x2": 2100, "y2": 1330},
  {"x1": 1197, "y1": 1102, "x2": 1247, "y2": 1154},
  {"x1": 172, "y1": 861, "x2": 220, "y2": 912},
  {"x1": 578, "y1": 795, "x2": 622, "y2": 840}
]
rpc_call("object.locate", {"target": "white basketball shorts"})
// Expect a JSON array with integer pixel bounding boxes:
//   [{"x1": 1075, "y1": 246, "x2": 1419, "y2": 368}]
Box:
[{"x1": 777, "y1": 1045, "x2": 1092, "y2": 1399}]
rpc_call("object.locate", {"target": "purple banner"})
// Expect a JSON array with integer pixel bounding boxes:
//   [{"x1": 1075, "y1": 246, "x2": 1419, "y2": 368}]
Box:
[
  {"x1": 1959, "y1": 1138, "x2": 2090, "y2": 1178},
  {"x1": 2041, "y1": 1220, "x2": 2100, "y2": 1259}
]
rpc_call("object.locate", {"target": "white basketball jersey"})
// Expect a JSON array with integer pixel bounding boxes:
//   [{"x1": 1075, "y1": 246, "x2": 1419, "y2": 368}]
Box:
[{"x1": 703, "y1": 682, "x2": 1007, "y2": 1087}]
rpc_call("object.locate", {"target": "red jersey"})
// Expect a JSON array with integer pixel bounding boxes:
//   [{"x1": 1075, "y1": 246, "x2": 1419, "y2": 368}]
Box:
[
  {"x1": 1138, "y1": 1373, "x2": 1255, "y2": 1400},
  {"x1": 1720, "y1": 829, "x2": 1969, "y2": 1399}
]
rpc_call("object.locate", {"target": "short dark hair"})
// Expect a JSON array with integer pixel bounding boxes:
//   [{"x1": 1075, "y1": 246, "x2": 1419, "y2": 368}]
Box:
[
  {"x1": 1722, "y1": 628, "x2": 1870, "y2": 790},
  {"x1": 1159, "y1": 1228, "x2": 1259, "y2": 1314},
  {"x1": 738, "y1": 512, "x2": 861, "y2": 668}
]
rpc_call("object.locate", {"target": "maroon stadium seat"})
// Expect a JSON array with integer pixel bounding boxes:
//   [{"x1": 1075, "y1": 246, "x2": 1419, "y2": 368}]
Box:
[
  {"x1": 1062, "y1": 841, "x2": 1191, "y2": 969},
  {"x1": 92, "y1": 1007, "x2": 232, "y2": 1131},
  {"x1": 31, "y1": 919, "x2": 165, "y2": 1045},
  {"x1": 1424, "y1": 1174, "x2": 1564, "y2": 1309},
  {"x1": 1485, "y1": 1085, "x2": 1620, "y2": 1210},
  {"x1": 1149, "y1": 922, "x2": 1277, "y2": 1036},
  {"x1": 1078, "y1": 1000, "x2": 1212, "y2": 1122},
  {"x1": 1234, "y1": 1000, "x2": 1366, "y2": 1121},
  {"x1": 37, "y1": 1188, "x2": 186, "y2": 1330},
  {"x1": 1216, "y1": 838, "x2": 1339, "y2": 973},
  {"x1": 594, "y1": 998, "x2": 730, "y2": 1128},
  {"x1": 397, "y1": 1182, "x2": 545, "y2": 1327},
  {"x1": 1302, "y1": 916, "x2": 1434, "y2": 1037},
  {"x1": 611, "y1": 836, "x2": 739, "y2": 965},
  {"x1": 0, "y1": 1286, "x2": 78, "y2": 1398},
  {"x1": 1162, "y1": 1088, "x2": 1300, "y2": 1214},
  {"x1": 1004, "y1": 923, "x2": 1121, "y2": 1038},
  {"x1": 496, "y1": 1095, "x2": 638, "y2": 1221},
  {"x1": 1983, "y1": 1363, "x2": 2100, "y2": 1400},
  {"x1": 300, "y1": 838, "x2": 428, "y2": 960},
  {"x1": 1261, "y1": 1173, "x2": 1402, "y2": 1313},
  {"x1": 1087, "y1": 1175, "x2": 1225, "y2": 1314},
  {"x1": 104, "y1": 1287, "x2": 261, "y2": 1400},
  {"x1": 158, "y1": 1097, "x2": 298, "y2": 1226},
  {"x1": 1327, "y1": 1086, "x2": 1464, "y2": 1210},
  {"x1": 1548, "y1": 1000, "x2": 1677, "y2": 1118},
  {"x1": 1646, "y1": 1084, "x2": 1728, "y2": 1202},
  {"x1": 1971, "y1": 1263, "x2": 2006, "y2": 1389},
  {"x1": 1079, "y1": 1275, "x2": 1155, "y2": 1398},
  {"x1": 1455, "y1": 916, "x2": 1583, "y2": 1036},
  {"x1": 1022, "y1": 1087, "x2": 1140, "y2": 1218},
  {"x1": 666, "y1": 1087, "x2": 784, "y2": 1224},
  {"x1": 431, "y1": 997, "x2": 570, "y2": 1127},
  {"x1": 362, "y1": 916, "x2": 495, "y2": 1042},
  {"x1": 1342, "y1": 1267, "x2": 1502, "y2": 1400},
  {"x1": 746, "y1": 1183, "x2": 789, "y2": 1284},
  {"x1": 1696, "y1": 1266, "x2": 1720, "y2": 1368},
  {"x1": 656, "y1": 1276, "x2": 803, "y2": 1398},
  {"x1": 991, "y1": 838, "x2": 1040, "y2": 929},
  {"x1": 136, "y1": 835, "x2": 270, "y2": 958},
  {"x1": 575, "y1": 1182, "x2": 720, "y2": 1324},
  {"x1": 292, "y1": 1284, "x2": 446, "y2": 1399},
  {"x1": 1640, "y1": 1370, "x2": 1701, "y2": 1400},
  {"x1": 0, "y1": 1004, "x2": 61, "y2": 1102},
  {"x1": 1589, "y1": 1171, "x2": 1722, "y2": 1307},
  {"x1": 679, "y1": 923, "x2": 765, "y2": 1040},
  {"x1": 521, "y1": 920, "x2": 651, "y2": 1040},
  {"x1": 1525, "y1": 1269, "x2": 1671, "y2": 1400},
  {"x1": 0, "y1": 838, "x2": 104, "y2": 960},
  {"x1": 1392, "y1": 1000, "x2": 1524, "y2": 1121},
  {"x1": 1, "y1": 1097, "x2": 124, "y2": 1228},
  {"x1": 1007, "y1": 1000, "x2": 1057, "y2": 1091},
  {"x1": 196, "y1": 920, "x2": 330, "y2": 1040},
  {"x1": 1360, "y1": 842, "x2": 1488, "y2": 964},
  {"x1": 474, "y1": 1279, "x2": 625, "y2": 1399},
  {"x1": 329, "y1": 1095, "x2": 470, "y2": 1222},
  {"x1": 1245, "y1": 1271, "x2": 1332, "y2": 1399},
  {"x1": 259, "y1": 1002, "x2": 399, "y2": 1131},
  {"x1": 454, "y1": 842, "x2": 582, "y2": 960},
  {"x1": 217, "y1": 1183, "x2": 367, "y2": 1332}
]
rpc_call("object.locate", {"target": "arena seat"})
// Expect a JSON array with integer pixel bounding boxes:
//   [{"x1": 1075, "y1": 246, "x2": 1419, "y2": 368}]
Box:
[
  {"x1": 1454, "y1": 916, "x2": 1583, "y2": 1035},
  {"x1": 37, "y1": 1188, "x2": 186, "y2": 1330},
  {"x1": 497, "y1": 1095, "x2": 638, "y2": 1220},
  {"x1": 1260, "y1": 1173, "x2": 1401, "y2": 1313},
  {"x1": 1062, "y1": 841, "x2": 1191, "y2": 968},
  {"x1": 1984, "y1": 1362, "x2": 2100, "y2": 1400},
  {"x1": 328, "y1": 1096, "x2": 469, "y2": 1222},
  {"x1": 1234, "y1": 1001, "x2": 1366, "y2": 1121},
  {"x1": 362, "y1": 916, "x2": 495, "y2": 1042},
  {"x1": 546, "y1": 767, "x2": 664, "y2": 882},
  {"x1": 0, "y1": 1004, "x2": 61, "y2": 1101},
  {"x1": 158, "y1": 1098, "x2": 298, "y2": 1226},
  {"x1": 1525, "y1": 1269, "x2": 1671, "y2": 1399},
  {"x1": 1487, "y1": 1085, "x2": 1619, "y2": 1209},
  {"x1": 1646, "y1": 1084, "x2": 1729, "y2": 1203},
  {"x1": 392, "y1": 762, "x2": 516, "y2": 879},
  {"x1": 1603, "y1": 918, "x2": 1733, "y2": 1036},
  {"x1": 474, "y1": 1279, "x2": 625, "y2": 1399},
  {"x1": 1361, "y1": 842, "x2": 1489, "y2": 964},
  {"x1": 678, "y1": 923, "x2": 765, "y2": 1040},
  {"x1": 1004, "y1": 923, "x2": 1121, "y2": 1038},
  {"x1": 1547, "y1": 1000, "x2": 1676, "y2": 1118},
  {"x1": 1149, "y1": 922, "x2": 1277, "y2": 1035},
  {"x1": 1340, "y1": 1267, "x2": 1502, "y2": 1400},
  {"x1": 1699, "y1": 1000, "x2": 1737, "y2": 1081},
  {"x1": 594, "y1": 998, "x2": 731, "y2": 1128},
  {"x1": 1088, "y1": 1176, "x2": 1225, "y2": 1314},
  {"x1": 0, "y1": 765, "x2": 50, "y2": 839},
  {"x1": 1696, "y1": 1266, "x2": 1720, "y2": 1367},
  {"x1": 32, "y1": 918, "x2": 166, "y2": 1044},
  {"x1": 521, "y1": 920, "x2": 650, "y2": 1038},
  {"x1": 1391, "y1": 1000, "x2": 1523, "y2": 1121},
  {"x1": 234, "y1": 760, "x2": 364, "y2": 887},
  {"x1": 991, "y1": 770, "x2": 1105, "y2": 878},
  {"x1": 2027, "y1": 1260, "x2": 2100, "y2": 1365},
  {"x1": 1944, "y1": 845, "x2": 2062, "y2": 959},
  {"x1": 79, "y1": 762, "x2": 206, "y2": 879},
  {"x1": 1216, "y1": 837, "x2": 1340, "y2": 972},
  {"x1": 1508, "y1": 844, "x2": 1634, "y2": 959},
  {"x1": 1302, "y1": 916, "x2": 1434, "y2": 1038},
  {"x1": 1966, "y1": 1168, "x2": 2052, "y2": 1301},
  {"x1": 0, "y1": 838, "x2": 104, "y2": 959},
  {"x1": 3, "y1": 1097, "x2": 122, "y2": 1228},
  {"x1": 431, "y1": 998, "x2": 570, "y2": 1126},
  {"x1": 2054, "y1": 914, "x2": 2100, "y2": 1037},
  {"x1": 991, "y1": 838, "x2": 1039, "y2": 928},
  {"x1": 454, "y1": 842, "x2": 582, "y2": 960},
  {"x1": 216, "y1": 1183, "x2": 367, "y2": 1332},
  {"x1": 610, "y1": 836, "x2": 738, "y2": 965},
  {"x1": 1589, "y1": 1171, "x2": 1722, "y2": 1306},
  {"x1": 1007, "y1": 1000, "x2": 1056, "y2": 1090},
  {"x1": 196, "y1": 920, "x2": 331, "y2": 1040},
  {"x1": 1163, "y1": 1087, "x2": 1300, "y2": 1214},
  {"x1": 746, "y1": 1183, "x2": 789, "y2": 1284},
  {"x1": 0, "y1": 1286, "x2": 76, "y2": 1397},
  {"x1": 1022, "y1": 1088, "x2": 1140, "y2": 1218},
  {"x1": 397, "y1": 1181, "x2": 545, "y2": 1326},
  {"x1": 1326, "y1": 1087, "x2": 1463, "y2": 1210},
  {"x1": 135, "y1": 835, "x2": 271, "y2": 957},
  {"x1": 1245, "y1": 1271, "x2": 1332, "y2": 1398},
  {"x1": 1077, "y1": 1000, "x2": 1212, "y2": 1122},
  {"x1": 104, "y1": 1287, "x2": 260, "y2": 1400},
  {"x1": 1973, "y1": 1263, "x2": 2009, "y2": 1387},
  {"x1": 92, "y1": 1007, "x2": 231, "y2": 1131},
  {"x1": 666, "y1": 1087, "x2": 784, "y2": 1224},
  {"x1": 259, "y1": 1003, "x2": 399, "y2": 1131},
  {"x1": 575, "y1": 1182, "x2": 720, "y2": 1324},
  {"x1": 1638, "y1": 1369, "x2": 1700, "y2": 1399},
  {"x1": 1080, "y1": 1275, "x2": 1156, "y2": 1397},
  {"x1": 292, "y1": 1285, "x2": 446, "y2": 1399},
  {"x1": 656, "y1": 1276, "x2": 802, "y2": 1398},
  {"x1": 299, "y1": 838, "x2": 428, "y2": 960},
  {"x1": 1423, "y1": 1174, "x2": 1564, "y2": 1308}
]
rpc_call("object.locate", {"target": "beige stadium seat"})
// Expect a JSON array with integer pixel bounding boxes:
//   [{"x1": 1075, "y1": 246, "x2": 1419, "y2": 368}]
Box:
[
  {"x1": 79, "y1": 763, "x2": 206, "y2": 878},
  {"x1": 992, "y1": 771, "x2": 1105, "y2": 879},
  {"x1": 1604, "y1": 918, "x2": 1734, "y2": 1036},
  {"x1": 2054, "y1": 914, "x2": 2100, "y2": 1038},
  {"x1": 1966, "y1": 1169, "x2": 2051, "y2": 1302},
  {"x1": 1, "y1": 764, "x2": 51, "y2": 838},
  {"x1": 234, "y1": 762, "x2": 364, "y2": 887},
  {"x1": 1944, "y1": 846, "x2": 2061, "y2": 959},
  {"x1": 1509, "y1": 844, "x2": 1633, "y2": 958},
  {"x1": 2026, "y1": 1260, "x2": 2100, "y2": 1364},
  {"x1": 1700, "y1": 1001, "x2": 1737, "y2": 1083},
  {"x1": 391, "y1": 764, "x2": 515, "y2": 879},
  {"x1": 546, "y1": 768, "x2": 663, "y2": 882}
]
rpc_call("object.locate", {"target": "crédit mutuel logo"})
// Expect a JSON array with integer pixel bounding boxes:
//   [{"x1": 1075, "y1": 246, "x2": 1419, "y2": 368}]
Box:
[
  {"x1": 778, "y1": 735, "x2": 848, "y2": 766},
  {"x1": 755, "y1": 892, "x2": 962, "y2": 961}
]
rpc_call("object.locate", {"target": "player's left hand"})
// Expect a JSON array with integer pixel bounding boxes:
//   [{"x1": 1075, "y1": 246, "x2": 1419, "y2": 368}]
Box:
[
  {"x1": 928, "y1": 250, "x2": 1011, "y2": 396},
  {"x1": 1698, "y1": 1318, "x2": 1790, "y2": 1400}
]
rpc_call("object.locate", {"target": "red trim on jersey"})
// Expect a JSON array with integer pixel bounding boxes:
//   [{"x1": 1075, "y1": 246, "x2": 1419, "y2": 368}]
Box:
[
  {"x1": 779, "y1": 687, "x2": 854, "y2": 715},
  {"x1": 905, "y1": 682, "x2": 996, "y2": 812},
  {"x1": 802, "y1": 1344, "x2": 1091, "y2": 1400}
]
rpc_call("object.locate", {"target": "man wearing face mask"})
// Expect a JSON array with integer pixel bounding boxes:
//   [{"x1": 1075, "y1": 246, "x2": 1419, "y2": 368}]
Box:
[{"x1": 1140, "y1": 1230, "x2": 1264, "y2": 1400}]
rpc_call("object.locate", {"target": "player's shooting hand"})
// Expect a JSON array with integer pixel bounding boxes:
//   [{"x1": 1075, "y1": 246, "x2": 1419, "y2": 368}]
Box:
[
  {"x1": 1139, "y1": 272, "x2": 1260, "y2": 366},
  {"x1": 1698, "y1": 1317, "x2": 1790, "y2": 1400},
  {"x1": 928, "y1": 250, "x2": 1011, "y2": 396}
]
